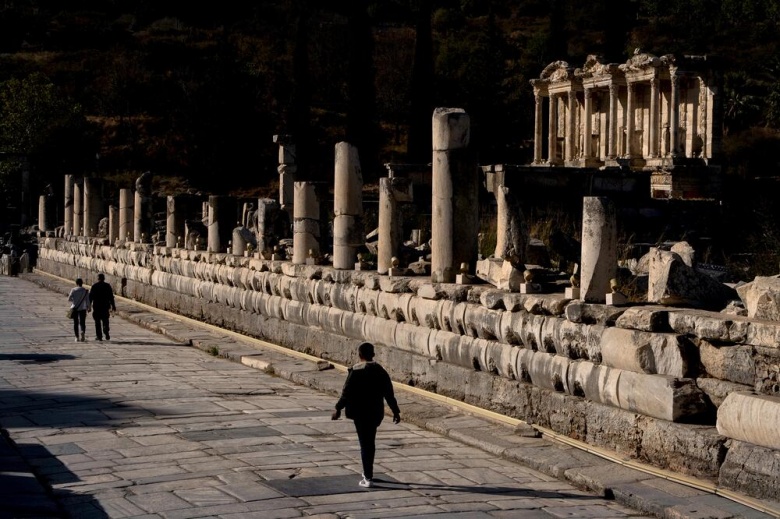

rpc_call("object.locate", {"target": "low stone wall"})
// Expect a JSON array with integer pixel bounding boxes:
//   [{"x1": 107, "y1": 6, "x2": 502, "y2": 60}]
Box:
[{"x1": 39, "y1": 238, "x2": 780, "y2": 501}]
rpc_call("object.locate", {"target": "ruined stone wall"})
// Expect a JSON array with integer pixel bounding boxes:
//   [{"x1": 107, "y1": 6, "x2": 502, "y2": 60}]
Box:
[{"x1": 38, "y1": 238, "x2": 780, "y2": 501}]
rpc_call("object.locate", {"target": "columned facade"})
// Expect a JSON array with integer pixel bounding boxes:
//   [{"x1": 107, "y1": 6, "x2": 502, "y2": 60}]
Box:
[{"x1": 529, "y1": 52, "x2": 720, "y2": 173}]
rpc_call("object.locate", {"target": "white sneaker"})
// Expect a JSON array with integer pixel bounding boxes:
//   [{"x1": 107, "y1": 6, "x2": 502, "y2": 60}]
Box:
[
  {"x1": 358, "y1": 477, "x2": 373, "y2": 488},
  {"x1": 75, "y1": 337, "x2": 80, "y2": 343}
]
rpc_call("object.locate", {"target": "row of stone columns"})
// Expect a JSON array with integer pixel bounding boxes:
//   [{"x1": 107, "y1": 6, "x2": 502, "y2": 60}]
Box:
[{"x1": 59, "y1": 175, "x2": 150, "y2": 242}]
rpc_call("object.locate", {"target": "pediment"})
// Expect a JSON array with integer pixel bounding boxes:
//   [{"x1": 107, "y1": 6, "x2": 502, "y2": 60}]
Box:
[
  {"x1": 577, "y1": 54, "x2": 619, "y2": 78},
  {"x1": 620, "y1": 49, "x2": 662, "y2": 72},
  {"x1": 540, "y1": 61, "x2": 574, "y2": 82}
]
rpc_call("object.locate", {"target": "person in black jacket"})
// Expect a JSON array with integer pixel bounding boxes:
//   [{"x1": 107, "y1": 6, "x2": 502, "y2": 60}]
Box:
[
  {"x1": 89, "y1": 273, "x2": 116, "y2": 341},
  {"x1": 332, "y1": 342, "x2": 401, "y2": 488}
]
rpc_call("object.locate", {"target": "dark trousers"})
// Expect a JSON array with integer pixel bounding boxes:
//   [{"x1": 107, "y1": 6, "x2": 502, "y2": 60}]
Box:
[
  {"x1": 72, "y1": 310, "x2": 86, "y2": 337},
  {"x1": 93, "y1": 310, "x2": 110, "y2": 339},
  {"x1": 354, "y1": 418, "x2": 381, "y2": 480}
]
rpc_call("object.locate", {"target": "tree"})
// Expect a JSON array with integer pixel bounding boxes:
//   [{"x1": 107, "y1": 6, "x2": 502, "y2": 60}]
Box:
[{"x1": 0, "y1": 73, "x2": 92, "y2": 226}]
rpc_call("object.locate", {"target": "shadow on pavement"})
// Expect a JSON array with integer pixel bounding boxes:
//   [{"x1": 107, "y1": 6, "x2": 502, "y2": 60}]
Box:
[
  {"x1": 0, "y1": 353, "x2": 76, "y2": 364},
  {"x1": 370, "y1": 477, "x2": 601, "y2": 500},
  {"x1": 0, "y1": 389, "x2": 151, "y2": 519}
]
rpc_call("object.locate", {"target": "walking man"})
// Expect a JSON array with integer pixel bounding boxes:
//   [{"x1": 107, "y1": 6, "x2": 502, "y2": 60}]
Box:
[
  {"x1": 332, "y1": 342, "x2": 401, "y2": 488},
  {"x1": 68, "y1": 278, "x2": 90, "y2": 342},
  {"x1": 89, "y1": 273, "x2": 116, "y2": 341}
]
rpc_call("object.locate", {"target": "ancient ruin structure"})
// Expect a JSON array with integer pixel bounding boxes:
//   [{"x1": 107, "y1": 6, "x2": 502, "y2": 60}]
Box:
[
  {"x1": 528, "y1": 51, "x2": 721, "y2": 200},
  {"x1": 33, "y1": 93, "x2": 780, "y2": 509}
]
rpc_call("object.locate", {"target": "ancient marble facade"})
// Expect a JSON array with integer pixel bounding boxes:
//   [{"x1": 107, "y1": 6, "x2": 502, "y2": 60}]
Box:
[{"x1": 530, "y1": 51, "x2": 721, "y2": 173}]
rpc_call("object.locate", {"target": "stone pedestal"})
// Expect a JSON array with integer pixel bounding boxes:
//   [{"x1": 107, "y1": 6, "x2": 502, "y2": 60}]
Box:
[
  {"x1": 565, "y1": 287, "x2": 580, "y2": 299},
  {"x1": 207, "y1": 195, "x2": 237, "y2": 253},
  {"x1": 119, "y1": 188, "x2": 133, "y2": 242},
  {"x1": 292, "y1": 182, "x2": 324, "y2": 265},
  {"x1": 606, "y1": 292, "x2": 627, "y2": 306},
  {"x1": 333, "y1": 142, "x2": 364, "y2": 270},
  {"x1": 378, "y1": 177, "x2": 413, "y2": 275},
  {"x1": 431, "y1": 107, "x2": 478, "y2": 283},
  {"x1": 64, "y1": 175, "x2": 74, "y2": 236},
  {"x1": 580, "y1": 196, "x2": 617, "y2": 303},
  {"x1": 72, "y1": 181, "x2": 83, "y2": 236}
]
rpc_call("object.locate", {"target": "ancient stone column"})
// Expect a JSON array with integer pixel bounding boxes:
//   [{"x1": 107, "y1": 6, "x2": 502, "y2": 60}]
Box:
[
  {"x1": 547, "y1": 95, "x2": 558, "y2": 163},
  {"x1": 119, "y1": 188, "x2": 133, "y2": 242},
  {"x1": 292, "y1": 182, "x2": 323, "y2": 264},
  {"x1": 625, "y1": 83, "x2": 635, "y2": 157},
  {"x1": 583, "y1": 89, "x2": 592, "y2": 160},
  {"x1": 166, "y1": 196, "x2": 185, "y2": 248},
  {"x1": 38, "y1": 195, "x2": 50, "y2": 232},
  {"x1": 533, "y1": 92, "x2": 543, "y2": 164},
  {"x1": 431, "y1": 107, "x2": 479, "y2": 283},
  {"x1": 333, "y1": 142, "x2": 364, "y2": 270},
  {"x1": 608, "y1": 84, "x2": 619, "y2": 159},
  {"x1": 72, "y1": 181, "x2": 82, "y2": 236},
  {"x1": 565, "y1": 91, "x2": 576, "y2": 162},
  {"x1": 580, "y1": 196, "x2": 617, "y2": 303},
  {"x1": 378, "y1": 176, "x2": 413, "y2": 274},
  {"x1": 133, "y1": 172, "x2": 153, "y2": 243},
  {"x1": 83, "y1": 177, "x2": 104, "y2": 238},
  {"x1": 108, "y1": 205, "x2": 119, "y2": 244},
  {"x1": 649, "y1": 78, "x2": 659, "y2": 158},
  {"x1": 274, "y1": 134, "x2": 296, "y2": 217},
  {"x1": 494, "y1": 185, "x2": 528, "y2": 266},
  {"x1": 670, "y1": 69, "x2": 680, "y2": 157},
  {"x1": 207, "y1": 195, "x2": 237, "y2": 253},
  {"x1": 256, "y1": 198, "x2": 282, "y2": 257},
  {"x1": 64, "y1": 175, "x2": 74, "y2": 236}
]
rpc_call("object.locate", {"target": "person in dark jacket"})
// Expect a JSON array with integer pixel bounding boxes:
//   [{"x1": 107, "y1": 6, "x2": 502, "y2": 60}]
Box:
[
  {"x1": 89, "y1": 273, "x2": 116, "y2": 341},
  {"x1": 332, "y1": 342, "x2": 401, "y2": 488}
]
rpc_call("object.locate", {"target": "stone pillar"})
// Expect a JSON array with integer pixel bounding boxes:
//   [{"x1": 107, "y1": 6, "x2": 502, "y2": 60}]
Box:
[
  {"x1": 207, "y1": 195, "x2": 237, "y2": 253},
  {"x1": 583, "y1": 89, "x2": 592, "y2": 160},
  {"x1": 108, "y1": 205, "x2": 119, "y2": 244},
  {"x1": 565, "y1": 91, "x2": 576, "y2": 162},
  {"x1": 232, "y1": 226, "x2": 247, "y2": 255},
  {"x1": 83, "y1": 177, "x2": 103, "y2": 238},
  {"x1": 580, "y1": 196, "x2": 617, "y2": 303},
  {"x1": 670, "y1": 70, "x2": 680, "y2": 157},
  {"x1": 378, "y1": 176, "x2": 413, "y2": 274},
  {"x1": 431, "y1": 107, "x2": 478, "y2": 283},
  {"x1": 133, "y1": 172, "x2": 153, "y2": 243},
  {"x1": 494, "y1": 185, "x2": 528, "y2": 266},
  {"x1": 274, "y1": 134, "x2": 296, "y2": 218},
  {"x1": 333, "y1": 142, "x2": 364, "y2": 270},
  {"x1": 533, "y1": 93, "x2": 544, "y2": 163},
  {"x1": 292, "y1": 182, "x2": 323, "y2": 264},
  {"x1": 64, "y1": 175, "x2": 74, "y2": 236},
  {"x1": 166, "y1": 196, "x2": 186, "y2": 248},
  {"x1": 72, "y1": 181, "x2": 82, "y2": 236},
  {"x1": 119, "y1": 188, "x2": 133, "y2": 242},
  {"x1": 608, "y1": 84, "x2": 619, "y2": 159},
  {"x1": 625, "y1": 83, "x2": 635, "y2": 157},
  {"x1": 547, "y1": 95, "x2": 558, "y2": 163},
  {"x1": 687, "y1": 79, "x2": 699, "y2": 158},
  {"x1": 256, "y1": 198, "x2": 282, "y2": 257},
  {"x1": 649, "y1": 78, "x2": 659, "y2": 158},
  {"x1": 38, "y1": 195, "x2": 51, "y2": 232}
]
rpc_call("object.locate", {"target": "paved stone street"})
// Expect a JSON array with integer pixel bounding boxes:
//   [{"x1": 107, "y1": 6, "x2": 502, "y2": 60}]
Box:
[{"x1": 0, "y1": 275, "x2": 654, "y2": 518}]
